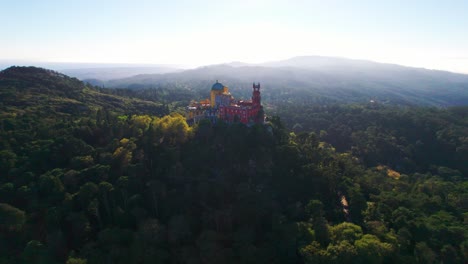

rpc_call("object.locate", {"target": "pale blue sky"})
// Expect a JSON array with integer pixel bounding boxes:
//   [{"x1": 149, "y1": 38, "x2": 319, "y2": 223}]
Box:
[{"x1": 1, "y1": 0, "x2": 468, "y2": 72}]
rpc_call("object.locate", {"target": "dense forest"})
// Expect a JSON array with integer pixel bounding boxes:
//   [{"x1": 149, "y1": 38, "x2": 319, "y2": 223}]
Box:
[{"x1": 0, "y1": 67, "x2": 466, "y2": 263}]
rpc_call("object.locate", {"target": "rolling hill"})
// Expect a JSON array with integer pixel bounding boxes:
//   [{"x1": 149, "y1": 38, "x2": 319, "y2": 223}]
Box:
[
  {"x1": 0, "y1": 66, "x2": 167, "y2": 118},
  {"x1": 98, "y1": 56, "x2": 468, "y2": 107}
]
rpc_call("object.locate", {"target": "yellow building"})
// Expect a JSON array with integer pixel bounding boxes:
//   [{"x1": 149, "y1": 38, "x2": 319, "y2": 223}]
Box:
[{"x1": 210, "y1": 80, "x2": 230, "y2": 108}]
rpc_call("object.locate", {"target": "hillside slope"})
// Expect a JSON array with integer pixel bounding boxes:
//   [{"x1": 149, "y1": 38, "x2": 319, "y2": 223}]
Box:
[{"x1": 0, "y1": 66, "x2": 167, "y2": 117}]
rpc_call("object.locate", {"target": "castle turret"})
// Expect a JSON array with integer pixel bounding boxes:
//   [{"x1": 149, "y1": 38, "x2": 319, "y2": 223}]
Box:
[{"x1": 252, "y1": 82, "x2": 261, "y2": 106}]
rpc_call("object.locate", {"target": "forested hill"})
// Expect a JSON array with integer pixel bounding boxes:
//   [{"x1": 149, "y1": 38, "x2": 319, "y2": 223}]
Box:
[
  {"x1": 0, "y1": 66, "x2": 168, "y2": 117},
  {"x1": 0, "y1": 67, "x2": 467, "y2": 264}
]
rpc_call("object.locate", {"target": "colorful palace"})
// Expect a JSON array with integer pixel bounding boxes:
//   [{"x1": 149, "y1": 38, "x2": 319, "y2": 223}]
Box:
[{"x1": 186, "y1": 81, "x2": 264, "y2": 125}]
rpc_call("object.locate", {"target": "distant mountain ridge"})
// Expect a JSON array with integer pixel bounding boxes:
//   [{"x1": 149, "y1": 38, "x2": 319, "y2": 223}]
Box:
[
  {"x1": 62, "y1": 66, "x2": 182, "y2": 81},
  {"x1": 0, "y1": 61, "x2": 184, "y2": 81},
  {"x1": 97, "y1": 56, "x2": 468, "y2": 107},
  {"x1": 3, "y1": 56, "x2": 468, "y2": 107}
]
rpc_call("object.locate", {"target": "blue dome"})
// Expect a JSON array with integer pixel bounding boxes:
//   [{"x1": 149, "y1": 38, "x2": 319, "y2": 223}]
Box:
[{"x1": 211, "y1": 81, "x2": 224, "y2": 91}]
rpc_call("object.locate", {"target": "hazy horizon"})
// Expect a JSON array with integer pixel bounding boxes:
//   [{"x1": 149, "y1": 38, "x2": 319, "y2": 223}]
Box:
[
  {"x1": 2, "y1": 55, "x2": 468, "y2": 76},
  {"x1": 2, "y1": 1, "x2": 468, "y2": 73}
]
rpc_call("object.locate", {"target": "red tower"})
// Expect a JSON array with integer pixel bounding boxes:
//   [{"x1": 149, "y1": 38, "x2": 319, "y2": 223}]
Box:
[
  {"x1": 211, "y1": 81, "x2": 263, "y2": 124},
  {"x1": 252, "y1": 82, "x2": 261, "y2": 106}
]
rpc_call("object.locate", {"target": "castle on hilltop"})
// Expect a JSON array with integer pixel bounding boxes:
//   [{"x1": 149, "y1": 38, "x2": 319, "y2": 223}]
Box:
[{"x1": 186, "y1": 81, "x2": 264, "y2": 125}]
